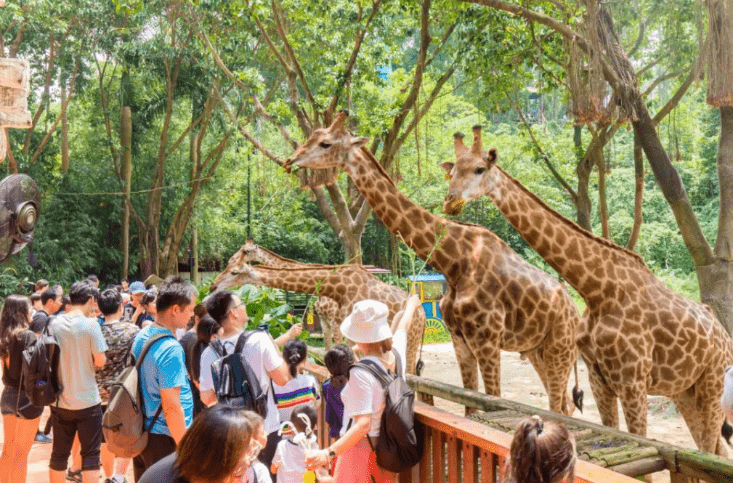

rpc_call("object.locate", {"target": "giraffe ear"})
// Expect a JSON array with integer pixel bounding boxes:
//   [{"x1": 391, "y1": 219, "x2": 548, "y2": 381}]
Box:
[
  {"x1": 331, "y1": 110, "x2": 349, "y2": 133},
  {"x1": 349, "y1": 136, "x2": 369, "y2": 148},
  {"x1": 483, "y1": 147, "x2": 498, "y2": 168},
  {"x1": 439, "y1": 162, "x2": 455, "y2": 177}
]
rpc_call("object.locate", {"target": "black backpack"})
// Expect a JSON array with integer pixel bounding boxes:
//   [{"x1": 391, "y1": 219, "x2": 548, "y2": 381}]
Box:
[
  {"x1": 210, "y1": 332, "x2": 268, "y2": 417},
  {"x1": 353, "y1": 351, "x2": 423, "y2": 473},
  {"x1": 21, "y1": 323, "x2": 62, "y2": 407}
]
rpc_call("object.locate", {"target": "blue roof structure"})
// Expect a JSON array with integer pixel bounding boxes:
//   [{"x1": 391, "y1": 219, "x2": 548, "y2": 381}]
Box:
[{"x1": 407, "y1": 273, "x2": 446, "y2": 282}]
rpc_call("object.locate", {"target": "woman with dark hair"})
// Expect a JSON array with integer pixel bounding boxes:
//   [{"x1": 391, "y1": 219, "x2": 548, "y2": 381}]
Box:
[
  {"x1": 322, "y1": 344, "x2": 353, "y2": 446},
  {"x1": 306, "y1": 296, "x2": 419, "y2": 483},
  {"x1": 180, "y1": 304, "x2": 219, "y2": 418},
  {"x1": 0, "y1": 294, "x2": 43, "y2": 483},
  {"x1": 138, "y1": 405, "x2": 261, "y2": 483},
  {"x1": 503, "y1": 416, "x2": 576, "y2": 483},
  {"x1": 272, "y1": 339, "x2": 319, "y2": 431}
]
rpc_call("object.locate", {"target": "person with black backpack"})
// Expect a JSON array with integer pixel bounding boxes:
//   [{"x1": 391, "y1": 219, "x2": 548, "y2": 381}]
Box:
[
  {"x1": 305, "y1": 298, "x2": 421, "y2": 483},
  {"x1": 200, "y1": 290, "x2": 292, "y2": 481},
  {"x1": 0, "y1": 294, "x2": 44, "y2": 483},
  {"x1": 129, "y1": 277, "x2": 197, "y2": 481}
]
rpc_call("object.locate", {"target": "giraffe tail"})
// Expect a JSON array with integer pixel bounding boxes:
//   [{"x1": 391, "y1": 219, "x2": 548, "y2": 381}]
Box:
[{"x1": 572, "y1": 360, "x2": 584, "y2": 413}]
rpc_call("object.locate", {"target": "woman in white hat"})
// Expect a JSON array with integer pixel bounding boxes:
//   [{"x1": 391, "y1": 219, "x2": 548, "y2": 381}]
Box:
[{"x1": 306, "y1": 296, "x2": 419, "y2": 483}]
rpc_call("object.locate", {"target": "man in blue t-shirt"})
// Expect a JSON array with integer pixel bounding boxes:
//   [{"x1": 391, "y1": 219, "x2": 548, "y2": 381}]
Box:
[{"x1": 130, "y1": 276, "x2": 197, "y2": 481}]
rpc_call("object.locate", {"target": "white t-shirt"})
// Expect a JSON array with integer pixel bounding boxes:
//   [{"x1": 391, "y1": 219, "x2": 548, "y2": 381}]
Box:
[
  {"x1": 272, "y1": 373, "x2": 320, "y2": 425},
  {"x1": 339, "y1": 329, "x2": 407, "y2": 437},
  {"x1": 722, "y1": 365, "x2": 733, "y2": 420},
  {"x1": 244, "y1": 460, "x2": 272, "y2": 483},
  {"x1": 199, "y1": 331, "x2": 284, "y2": 434},
  {"x1": 272, "y1": 437, "x2": 318, "y2": 483}
]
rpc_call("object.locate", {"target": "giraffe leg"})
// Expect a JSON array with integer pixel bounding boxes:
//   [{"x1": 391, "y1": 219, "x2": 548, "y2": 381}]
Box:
[
  {"x1": 680, "y1": 365, "x2": 728, "y2": 456},
  {"x1": 618, "y1": 381, "x2": 648, "y2": 439},
  {"x1": 404, "y1": 309, "x2": 424, "y2": 376},
  {"x1": 535, "y1": 309, "x2": 578, "y2": 415},
  {"x1": 585, "y1": 359, "x2": 619, "y2": 429},
  {"x1": 320, "y1": 313, "x2": 333, "y2": 350}
]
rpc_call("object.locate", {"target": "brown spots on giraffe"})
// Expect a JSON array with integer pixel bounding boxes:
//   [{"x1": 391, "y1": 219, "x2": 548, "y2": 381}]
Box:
[
  {"x1": 525, "y1": 227, "x2": 540, "y2": 246},
  {"x1": 581, "y1": 276, "x2": 602, "y2": 295},
  {"x1": 544, "y1": 224, "x2": 555, "y2": 239},
  {"x1": 556, "y1": 230, "x2": 567, "y2": 247}
]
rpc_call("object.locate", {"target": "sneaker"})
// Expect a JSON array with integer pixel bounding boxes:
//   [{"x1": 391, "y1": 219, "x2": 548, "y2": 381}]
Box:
[
  {"x1": 66, "y1": 469, "x2": 81, "y2": 483},
  {"x1": 34, "y1": 432, "x2": 52, "y2": 443}
]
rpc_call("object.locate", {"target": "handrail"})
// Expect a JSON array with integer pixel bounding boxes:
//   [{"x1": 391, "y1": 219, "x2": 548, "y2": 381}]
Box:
[{"x1": 304, "y1": 361, "x2": 638, "y2": 483}]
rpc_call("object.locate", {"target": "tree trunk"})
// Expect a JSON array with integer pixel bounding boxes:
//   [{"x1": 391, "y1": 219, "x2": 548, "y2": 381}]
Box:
[
  {"x1": 626, "y1": 130, "x2": 644, "y2": 250},
  {"x1": 699, "y1": 106, "x2": 733, "y2": 335},
  {"x1": 60, "y1": 77, "x2": 69, "y2": 173},
  {"x1": 121, "y1": 106, "x2": 132, "y2": 280},
  {"x1": 596, "y1": 141, "x2": 610, "y2": 240},
  {"x1": 575, "y1": 126, "x2": 593, "y2": 231}
]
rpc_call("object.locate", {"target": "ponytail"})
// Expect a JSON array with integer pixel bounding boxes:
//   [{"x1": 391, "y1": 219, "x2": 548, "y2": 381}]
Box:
[
  {"x1": 504, "y1": 416, "x2": 575, "y2": 483},
  {"x1": 282, "y1": 339, "x2": 307, "y2": 378},
  {"x1": 325, "y1": 344, "x2": 355, "y2": 389}
]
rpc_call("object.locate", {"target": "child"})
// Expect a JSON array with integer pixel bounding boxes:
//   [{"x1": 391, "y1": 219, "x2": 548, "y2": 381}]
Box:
[
  {"x1": 321, "y1": 343, "x2": 353, "y2": 472},
  {"x1": 244, "y1": 412, "x2": 273, "y2": 483},
  {"x1": 272, "y1": 339, "x2": 320, "y2": 431},
  {"x1": 271, "y1": 406, "x2": 319, "y2": 483}
]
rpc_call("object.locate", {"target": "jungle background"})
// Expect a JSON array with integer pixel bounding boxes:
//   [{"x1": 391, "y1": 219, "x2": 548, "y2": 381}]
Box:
[{"x1": 2, "y1": 0, "x2": 732, "y2": 330}]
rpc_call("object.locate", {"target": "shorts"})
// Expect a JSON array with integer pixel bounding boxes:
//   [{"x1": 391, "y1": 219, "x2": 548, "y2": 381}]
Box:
[
  {"x1": 50, "y1": 404, "x2": 103, "y2": 471},
  {"x1": 0, "y1": 385, "x2": 44, "y2": 420}
]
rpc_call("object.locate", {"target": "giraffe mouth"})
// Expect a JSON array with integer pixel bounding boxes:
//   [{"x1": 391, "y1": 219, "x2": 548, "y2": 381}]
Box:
[{"x1": 443, "y1": 199, "x2": 465, "y2": 216}]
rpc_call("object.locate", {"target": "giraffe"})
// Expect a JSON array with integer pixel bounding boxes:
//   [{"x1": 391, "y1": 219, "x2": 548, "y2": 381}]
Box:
[
  {"x1": 209, "y1": 261, "x2": 427, "y2": 375},
  {"x1": 440, "y1": 126, "x2": 733, "y2": 455},
  {"x1": 219, "y1": 240, "x2": 342, "y2": 349},
  {"x1": 283, "y1": 111, "x2": 582, "y2": 415}
]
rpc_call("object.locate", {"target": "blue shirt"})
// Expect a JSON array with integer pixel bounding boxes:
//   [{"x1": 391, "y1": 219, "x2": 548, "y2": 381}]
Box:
[{"x1": 131, "y1": 326, "x2": 193, "y2": 436}]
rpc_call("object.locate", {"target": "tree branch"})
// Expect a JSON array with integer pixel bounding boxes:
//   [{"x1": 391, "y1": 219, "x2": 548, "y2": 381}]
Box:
[
  {"x1": 312, "y1": 186, "x2": 343, "y2": 236},
  {"x1": 652, "y1": 65, "x2": 697, "y2": 126},
  {"x1": 505, "y1": 89, "x2": 578, "y2": 201},
  {"x1": 327, "y1": 0, "x2": 384, "y2": 116}
]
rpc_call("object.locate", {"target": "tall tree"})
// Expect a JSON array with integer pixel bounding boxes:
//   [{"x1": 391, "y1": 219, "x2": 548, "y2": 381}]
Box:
[
  {"x1": 462, "y1": 0, "x2": 733, "y2": 332},
  {"x1": 196, "y1": 0, "x2": 490, "y2": 263}
]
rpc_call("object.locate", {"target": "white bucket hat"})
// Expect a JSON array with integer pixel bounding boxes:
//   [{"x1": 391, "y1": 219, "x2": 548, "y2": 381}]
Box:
[{"x1": 340, "y1": 299, "x2": 392, "y2": 343}]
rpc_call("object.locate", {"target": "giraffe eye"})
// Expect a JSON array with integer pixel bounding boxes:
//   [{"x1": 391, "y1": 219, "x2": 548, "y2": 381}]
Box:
[
  {"x1": 319, "y1": 142, "x2": 332, "y2": 149},
  {"x1": 231, "y1": 270, "x2": 240, "y2": 275},
  {"x1": 475, "y1": 167, "x2": 486, "y2": 175}
]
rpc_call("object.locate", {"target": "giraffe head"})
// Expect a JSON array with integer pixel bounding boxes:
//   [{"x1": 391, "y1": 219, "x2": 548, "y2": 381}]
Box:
[
  {"x1": 241, "y1": 239, "x2": 261, "y2": 263},
  {"x1": 440, "y1": 125, "x2": 498, "y2": 216},
  {"x1": 209, "y1": 253, "x2": 260, "y2": 292},
  {"x1": 285, "y1": 110, "x2": 369, "y2": 173}
]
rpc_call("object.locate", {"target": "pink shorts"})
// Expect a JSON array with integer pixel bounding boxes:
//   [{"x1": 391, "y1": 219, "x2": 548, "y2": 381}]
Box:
[{"x1": 333, "y1": 438, "x2": 395, "y2": 483}]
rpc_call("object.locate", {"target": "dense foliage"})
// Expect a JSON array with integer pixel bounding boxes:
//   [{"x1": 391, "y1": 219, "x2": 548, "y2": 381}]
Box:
[{"x1": 0, "y1": 0, "x2": 725, "y2": 311}]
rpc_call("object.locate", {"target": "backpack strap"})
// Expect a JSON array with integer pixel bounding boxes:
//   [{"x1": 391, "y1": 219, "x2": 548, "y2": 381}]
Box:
[
  {"x1": 233, "y1": 331, "x2": 254, "y2": 354},
  {"x1": 352, "y1": 360, "x2": 393, "y2": 389},
  {"x1": 135, "y1": 332, "x2": 175, "y2": 429}
]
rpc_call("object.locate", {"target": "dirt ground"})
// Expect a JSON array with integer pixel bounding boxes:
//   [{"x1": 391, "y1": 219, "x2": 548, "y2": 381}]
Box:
[{"x1": 419, "y1": 343, "x2": 708, "y2": 483}]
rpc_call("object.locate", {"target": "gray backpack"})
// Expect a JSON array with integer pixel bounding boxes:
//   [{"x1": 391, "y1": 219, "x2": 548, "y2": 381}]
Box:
[{"x1": 102, "y1": 333, "x2": 172, "y2": 458}]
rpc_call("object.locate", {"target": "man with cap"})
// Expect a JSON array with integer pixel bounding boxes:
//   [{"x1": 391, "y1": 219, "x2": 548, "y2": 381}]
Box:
[{"x1": 122, "y1": 281, "x2": 147, "y2": 327}]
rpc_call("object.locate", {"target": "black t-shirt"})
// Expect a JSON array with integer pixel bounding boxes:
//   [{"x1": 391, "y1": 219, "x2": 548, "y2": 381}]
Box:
[
  {"x1": 1, "y1": 329, "x2": 37, "y2": 388},
  {"x1": 138, "y1": 453, "x2": 187, "y2": 483},
  {"x1": 29, "y1": 310, "x2": 49, "y2": 334}
]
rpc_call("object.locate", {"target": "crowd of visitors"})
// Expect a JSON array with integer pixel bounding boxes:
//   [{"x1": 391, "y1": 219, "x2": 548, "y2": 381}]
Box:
[{"x1": 0, "y1": 272, "x2": 581, "y2": 483}]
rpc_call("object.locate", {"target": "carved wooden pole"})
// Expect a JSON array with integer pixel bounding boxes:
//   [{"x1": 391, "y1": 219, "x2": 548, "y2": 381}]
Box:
[{"x1": 0, "y1": 58, "x2": 32, "y2": 164}]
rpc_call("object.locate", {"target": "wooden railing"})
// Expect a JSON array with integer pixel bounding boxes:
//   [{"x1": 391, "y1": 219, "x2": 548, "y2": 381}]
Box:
[{"x1": 304, "y1": 362, "x2": 638, "y2": 483}]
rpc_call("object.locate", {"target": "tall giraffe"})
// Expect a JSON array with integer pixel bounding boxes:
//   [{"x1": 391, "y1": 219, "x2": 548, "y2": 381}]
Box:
[
  {"x1": 283, "y1": 111, "x2": 582, "y2": 415},
  {"x1": 220, "y1": 240, "x2": 342, "y2": 349},
  {"x1": 441, "y1": 126, "x2": 733, "y2": 455},
  {"x1": 209, "y1": 262, "x2": 426, "y2": 375}
]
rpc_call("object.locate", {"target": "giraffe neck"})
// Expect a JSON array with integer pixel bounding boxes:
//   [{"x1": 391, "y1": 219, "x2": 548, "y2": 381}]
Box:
[
  {"x1": 248, "y1": 265, "x2": 347, "y2": 302},
  {"x1": 345, "y1": 148, "x2": 452, "y2": 272},
  {"x1": 485, "y1": 166, "x2": 648, "y2": 298},
  {"x1": 248, "y1": 248, "x2": 305, "y2": 268}
]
